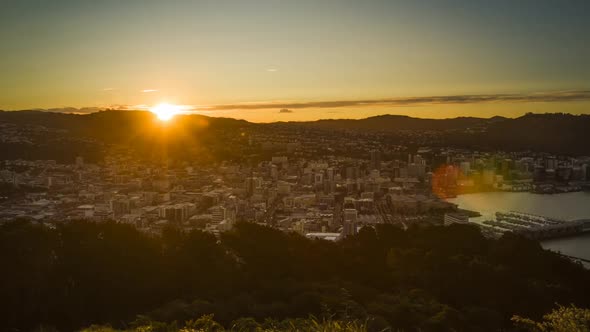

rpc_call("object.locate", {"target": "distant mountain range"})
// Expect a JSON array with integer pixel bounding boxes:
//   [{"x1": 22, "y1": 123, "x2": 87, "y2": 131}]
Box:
[
  {"x1": 1, "y1": 110, "x2": 589, "y2": 155},
  {"x1": 294, "y1": 114, "x2": 508, "y2": 131}
]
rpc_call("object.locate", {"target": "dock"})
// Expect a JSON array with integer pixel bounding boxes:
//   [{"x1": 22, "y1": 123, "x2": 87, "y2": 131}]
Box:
[{"x1": 482, "y1": 212, "x2": 590, "y2": 240}]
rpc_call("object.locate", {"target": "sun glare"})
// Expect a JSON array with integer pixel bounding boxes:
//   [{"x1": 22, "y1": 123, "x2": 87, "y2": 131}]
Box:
[{"x1": 150, "y1": 103, "x2": 182, "y2": 121}]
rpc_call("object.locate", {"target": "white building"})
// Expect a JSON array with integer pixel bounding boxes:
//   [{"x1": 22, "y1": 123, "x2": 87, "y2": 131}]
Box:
[{"x1": 444, "y1": 213, "x2": 469, "y2": 226}]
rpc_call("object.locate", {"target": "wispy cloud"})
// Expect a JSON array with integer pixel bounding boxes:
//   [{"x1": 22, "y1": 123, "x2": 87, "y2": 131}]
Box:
[
  {"x1": 22, "y1": 90, "x2": 590, "y2": 116},
  {"x1": 112, "y1": 104, "x2": 220, "y2": 116},
  {"x1": 203, "y1": 90, "x2": 590, "y2": 111},
  {"x1": 37, "y1": 107, "x2": 104, "y2": 114},
  {"x1": 102, "y1": 88, "x2": 115, "y2": 91},
  {"x1": 141, "y1": 89, "x2": 158, "y2": 93},
  {"x1": 266, "y1": 68, "x2": 278, "y2": 72}
]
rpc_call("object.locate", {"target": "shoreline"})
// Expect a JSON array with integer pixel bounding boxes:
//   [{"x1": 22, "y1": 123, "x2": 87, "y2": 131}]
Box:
[
  {"x1": 451, "y1": 189, "x2": 590, "y2": 198},
  {"x1": 447, "y1": 191, "x2": 590, "y2": 264}
]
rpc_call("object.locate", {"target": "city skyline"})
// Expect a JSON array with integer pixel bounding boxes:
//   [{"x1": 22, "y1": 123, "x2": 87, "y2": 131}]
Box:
[{"x1": 1, "y1": 0, "x2": 590, "y2": 122}]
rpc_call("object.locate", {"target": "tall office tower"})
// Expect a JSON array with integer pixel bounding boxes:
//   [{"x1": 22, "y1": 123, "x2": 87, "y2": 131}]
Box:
[
  {"x1": 345, "y1": 166, "x2": 359, "y2": 179},
  {"x1": 244, "y1": 176, "x2": 262, "y2": 194},
  {"x1": 370, "y1": 149, "x2": 381, "y2": 170},
  {"x1": 211, "y1": 205, "x2": 226, "y2": 222},
  {"x1": 343, "y1": 208, "x2": 358, "y2": 237},
  {"x1": 326, "y1": 167, "x2": 334, "y2": 181},
  {"x1": 270, "y1": 164, "x2": 278, "y2": 180},
  {"x1": 332, "y1": 201, "x2": 343, "y2": 228},
  {"x1": 499, "y1": 159, "x2": 511, "y2": 176},
  {"x1": 460, "y1": 161, "x2": 471, "y2": 175},
  {"x1": 414, "y1": 154, "x2": 426, "y2": 166},
  {"x1": 245, "y1": 177, "x2": 257, "y2": 196},
  {"x1": 314, "y1": 172, "x2": 324, "y2": 185},
  {"x1": 482, "y1": 168, "x2": 496, "y2": 185}
]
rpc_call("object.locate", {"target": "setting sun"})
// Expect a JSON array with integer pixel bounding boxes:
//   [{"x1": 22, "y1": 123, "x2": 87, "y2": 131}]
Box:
[{"x1": 150, "y1": 103, "x2": 182, "y2": 121}]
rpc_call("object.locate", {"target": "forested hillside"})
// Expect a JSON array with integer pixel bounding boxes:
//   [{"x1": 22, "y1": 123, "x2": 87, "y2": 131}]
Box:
[{"x1": 2, "y1": 221, "x2": 589, "y2": 331}]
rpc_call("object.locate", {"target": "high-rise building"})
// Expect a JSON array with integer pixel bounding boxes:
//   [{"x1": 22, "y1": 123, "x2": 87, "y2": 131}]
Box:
[
  {"x1": 211, "y1": 205, "x2": 226, "y2": 222},
  {"x1": 370, "y1": 150, "x2": 381, "y2": 170},
  {"x1": 314, "y1": 172, "x2": 323, "y2": 185},
  {"x1": 270, "y1": 164, "x2": 278, "y2": 180},
  {"x1": 482, "y1": 168, "x2": 495, "y2": 185},
  {"x1": 326, "y1": 167, "x2": 334, "y2": 181},
  {"x1": 501, "y1": 159, "x2": 512, "y2": 176},
  {"x1": 414, "y1": 154, "x2": 426, "y2": 166},
  {"x1": 161, "y1": 204, "x2": 193, "y2": 223},
  {"x1": 345, "y1": 166, "x2": 359, "y2": 179},
  {"x1": 342, "y1": 208, "x2": 358, "y2": 237},
  {"x1": 460, "y1": 161, "x2": 471, "y2": 175},
  {"x1": 245, "y1": 177, "x2": 262, "y2": 196}
]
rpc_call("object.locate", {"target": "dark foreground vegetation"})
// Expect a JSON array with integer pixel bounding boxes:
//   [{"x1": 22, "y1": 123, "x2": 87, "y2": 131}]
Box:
[
  {"x1": 2, "y1": 220, "x2": 590, "y2": 331},
  {"x1": 78, "y1": 305, "x2": 590, "y2": 332}
]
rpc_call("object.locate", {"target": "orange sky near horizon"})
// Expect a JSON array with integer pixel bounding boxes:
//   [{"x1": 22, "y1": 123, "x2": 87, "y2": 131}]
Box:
[{"x1": 1, "y1": 1, "x2": 589, "y2": 121}]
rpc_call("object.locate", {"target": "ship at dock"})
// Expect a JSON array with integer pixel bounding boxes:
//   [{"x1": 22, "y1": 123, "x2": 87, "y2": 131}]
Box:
[{"x1": 482, "y1": 211, "x2": 590, "y2": 240}]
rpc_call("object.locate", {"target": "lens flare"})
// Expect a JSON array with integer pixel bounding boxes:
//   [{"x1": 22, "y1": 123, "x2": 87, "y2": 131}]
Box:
[
  {"x1": 150, "y1": 103, "x2": 182, "y2": 121},
  {"x1": 432, "y1": 164, "x2": 462, "y2": 199}
]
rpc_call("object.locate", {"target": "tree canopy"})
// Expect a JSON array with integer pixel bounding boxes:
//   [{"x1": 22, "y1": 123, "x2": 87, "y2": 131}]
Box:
[{"x1": 1, "y1": 220, "x2": 589, "y2": 331}]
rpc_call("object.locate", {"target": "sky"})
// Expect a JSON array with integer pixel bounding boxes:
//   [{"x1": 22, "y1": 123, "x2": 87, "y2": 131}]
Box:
[{"x1": 0, "y1": 0, "x2": 589, "y2": 122}]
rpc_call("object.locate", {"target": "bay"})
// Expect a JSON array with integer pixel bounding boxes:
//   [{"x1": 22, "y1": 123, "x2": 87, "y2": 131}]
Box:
[{"x1": 447, "y1": 191, "x2": 590, "y2": 260}]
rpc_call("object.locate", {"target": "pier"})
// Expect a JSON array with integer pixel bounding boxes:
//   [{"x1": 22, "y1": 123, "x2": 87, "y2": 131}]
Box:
[
  {"x1": 554, "y1": 253, "x2": 590, "y2": 265},
  {"x1": 482, "y1": 212, "x2": 590, "y2": 240}
]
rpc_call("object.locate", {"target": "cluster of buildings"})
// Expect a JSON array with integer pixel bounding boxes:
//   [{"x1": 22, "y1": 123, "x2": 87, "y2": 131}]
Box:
[
  {"x1": 0, "y1": 145, "x2": 462, "y2": 239},
  {"x1": 430, "y1": 150, "x2": 590, "y2": 196},
  {"x1": 2, "y1": 127, "x2": 589, "y2": 240}
]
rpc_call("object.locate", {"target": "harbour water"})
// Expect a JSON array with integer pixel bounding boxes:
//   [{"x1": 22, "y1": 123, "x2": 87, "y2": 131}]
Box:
[{"x1": 447, "y1": 191, "x2": 590, "y2": 260}]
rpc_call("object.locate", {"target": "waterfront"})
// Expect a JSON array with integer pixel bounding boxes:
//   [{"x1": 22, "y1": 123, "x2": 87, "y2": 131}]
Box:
[{"x1": 447, "y1": 192, "x2": 590, "y2": 261}]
